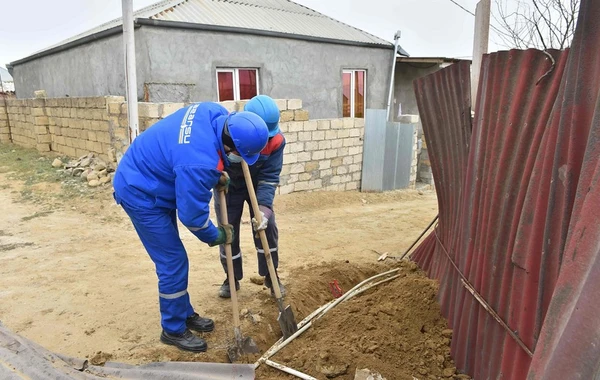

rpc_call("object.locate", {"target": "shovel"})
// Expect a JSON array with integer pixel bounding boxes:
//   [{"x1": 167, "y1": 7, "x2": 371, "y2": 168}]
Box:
[
  {"x1": 241, "y1": 161, "x2": 299, "y2": 339},
  {"x1": 218, "y1": 190, "x2": 259, "y2": 362}
]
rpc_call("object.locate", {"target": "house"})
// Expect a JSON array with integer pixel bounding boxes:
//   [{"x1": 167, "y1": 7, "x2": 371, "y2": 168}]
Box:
[
  {"x1": 0, "y1": 67, "x2": 14, "y2": 93},
  {"x1": 7, "y1": 0, "x2": 408, "y2": 120}
]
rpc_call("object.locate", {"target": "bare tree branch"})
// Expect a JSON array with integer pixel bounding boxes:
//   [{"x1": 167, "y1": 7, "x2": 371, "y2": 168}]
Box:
[{"x1": 492, "y1": 0, "x2": 579, "y2": 50}]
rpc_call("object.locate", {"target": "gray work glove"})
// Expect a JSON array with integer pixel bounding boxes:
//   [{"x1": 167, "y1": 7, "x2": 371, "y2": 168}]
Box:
[{"x1": 251, "y1": 205, "x2": 272, "y2": 232}]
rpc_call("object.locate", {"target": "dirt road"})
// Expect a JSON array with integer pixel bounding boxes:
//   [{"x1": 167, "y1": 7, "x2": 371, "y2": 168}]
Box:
[{"x1": 0, "y1": 166, "x2": 438, "y2": 366}]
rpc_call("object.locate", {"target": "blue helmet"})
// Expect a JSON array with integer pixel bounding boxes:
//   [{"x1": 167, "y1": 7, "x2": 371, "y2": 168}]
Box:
[
  {"x1": 226, "y1": 111, "x2": 269, "y2": 165},
  {"x1": 244, "y1": 95, "x2": 281, "y2": 137}
]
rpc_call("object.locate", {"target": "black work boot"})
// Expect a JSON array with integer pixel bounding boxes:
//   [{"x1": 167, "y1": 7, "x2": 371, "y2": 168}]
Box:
[
  {"x1": 264, "y1": 275, "x2": 286, "y2": 298},
  {"x1": 186, "y1": 313, "x2": 215, "y2": 333},
  {"x1": 160, "y1": 329, "x2": 207, "y2": 352},
  {"x1": 218, "y1": 279, "x2": 240, "y2": 298}
]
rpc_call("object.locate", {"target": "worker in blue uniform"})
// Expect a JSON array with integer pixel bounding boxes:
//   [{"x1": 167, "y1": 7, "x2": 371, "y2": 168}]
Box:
[
  {"x1": 214, "y1": 95, "x2": 287, "y2": 299},
  {"x1": 113, "y1": 102, "x2": 268, "y2": 353}
]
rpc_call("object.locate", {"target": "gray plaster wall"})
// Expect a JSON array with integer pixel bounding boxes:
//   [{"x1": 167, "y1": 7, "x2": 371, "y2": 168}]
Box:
[
  {"x1": 140, "y1": 27, "x2": 394, "y2": 119},
  {"x1": 10, "y1": 31, "x2": 150, "y2": 99},
  {"x1": 391, "y1": 62, "x2": 443, "y2": 128}
]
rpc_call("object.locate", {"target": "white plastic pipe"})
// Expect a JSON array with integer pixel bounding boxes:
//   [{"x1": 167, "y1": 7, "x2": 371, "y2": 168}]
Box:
[
  {"x1": 386, "y1": 30, "x2": 401, "y2": 121},
  {"x1": 122, "y1": 0, "x2": 139, "y2": 142},
  {"x1": 266, "y1": 360, "x2": 317, "y2": 380}
]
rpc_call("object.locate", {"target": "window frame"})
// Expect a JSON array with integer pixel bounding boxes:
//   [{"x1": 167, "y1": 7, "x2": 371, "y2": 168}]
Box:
[
  {"x1": 216, "y1": 68, "x2": 260, "y2": 102},
  {"x1": 342, "y1": 69, "x2": 367, "y2": 118}
]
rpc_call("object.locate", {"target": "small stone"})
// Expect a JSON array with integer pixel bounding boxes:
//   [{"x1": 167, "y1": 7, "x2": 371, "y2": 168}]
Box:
[
  {"x1": 80, "y1": 158, "x2": 92, "y2": 167},
  {"x1": 73, "y1": 168, "x2": 85, "y2": 176},
  {"x1": 88, "y1": 180, "x2": 100, "y2": 187},
  {"x1": 81, "y1": 168, "x2": 92, "y2": 181},
  {"x1": 107, "y1": 148, "x2": 117, "y2": 163},
  {"x1": 317, "y1": 363, "x2": 348, "y2": 378},
  {"x1": 442, "y1": 367, "x2": 456, "y2": 377},
  {"x1": 38, "y1": 157, "x2": 45, "y2": 161},
  {"x1": 99, "y1": 176, "x2": 111, "y2": 185},
  {"x1": 87, "y1": 172, "x2": 99, "y2": 182},
  {"x1": 93, "y1": 162, "x2": 107, "y2": 172},
  {"x1": 250, "y1": 314, "x2": 262, "y2": 323},
  {"x1": 418, "y1": 368, "x2": 429, "y2": 375},
  {"x1": 98, "y1": 169, "x2": 108, "y2": 177},
  {"x1": 52, "y1": 158, "x2": 63, "y2": 168},
  {"x1": 442, "y1": 329, "x2": 453, "y2": 338},
  {"x1": 354, "y1": 368, "x2": 386, "y2": 380},
  {"x1": 240, "y1": 309, "x2": 249, "y2": 317},
  {"x1": 249, "y1": 276, "x2": 264, "y2": 285},
  {"x1": 65, "y1": 168, "x2": 74, "y2": 176}
]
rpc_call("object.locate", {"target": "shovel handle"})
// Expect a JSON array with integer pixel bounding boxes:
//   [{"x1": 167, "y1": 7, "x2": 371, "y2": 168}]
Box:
[
  {"x1": 241, "y1": 161, "x2": 283, "y2": 300},
  {"x1": 218, "y1": 190, "x2": 241, "y2": 330}
]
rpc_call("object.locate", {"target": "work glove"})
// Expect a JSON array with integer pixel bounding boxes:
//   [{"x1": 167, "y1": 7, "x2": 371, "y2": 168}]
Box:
[
  {"x1": 209, "y1": 224, "x2": 235, "y2": 247},
  {"x1": 251, "y1": 205, "x2": 272, "y2": 233},
  {"x1": 216, "y1": 172, "x2": 230, "y2": 193}
]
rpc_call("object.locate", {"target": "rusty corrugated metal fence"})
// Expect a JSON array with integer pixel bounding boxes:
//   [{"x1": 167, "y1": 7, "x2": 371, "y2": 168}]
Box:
[{"x1": 412, "y1": 0, "x2": 600, "y2": 378}]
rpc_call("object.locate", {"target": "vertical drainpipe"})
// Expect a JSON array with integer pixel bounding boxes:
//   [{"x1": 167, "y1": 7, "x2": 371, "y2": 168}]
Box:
[
  {"x1": 386, "y1": 31, "x2": 401, "y2": 122},
  {"x1": 122, "y1": 0, "x2": 139, "y2": 142}
]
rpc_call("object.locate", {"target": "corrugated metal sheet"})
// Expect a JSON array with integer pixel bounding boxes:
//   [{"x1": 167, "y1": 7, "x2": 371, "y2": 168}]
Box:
[
  {"x1": 412, "y1": 0, "x2": 600, "y2": 378},
  {"x1": 34, "y1": 0, "x2": 390, "y2": 56},
  {"x1": 0, "y1": 321, "x2": 254, "y2": 379}
]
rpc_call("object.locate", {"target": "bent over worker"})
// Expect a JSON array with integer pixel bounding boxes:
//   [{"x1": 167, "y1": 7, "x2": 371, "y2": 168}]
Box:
[
  {"x1": 214, "y1": 95, "x2": 286, "y2": 299},
  {"x1": 113, "y1": 102, "x2": 268, "y2": 352}
]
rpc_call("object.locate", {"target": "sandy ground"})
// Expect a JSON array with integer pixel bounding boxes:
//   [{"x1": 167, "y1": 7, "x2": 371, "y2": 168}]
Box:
[{"x1": 0, "y1": 168, "x2": 438, "y2": 368}]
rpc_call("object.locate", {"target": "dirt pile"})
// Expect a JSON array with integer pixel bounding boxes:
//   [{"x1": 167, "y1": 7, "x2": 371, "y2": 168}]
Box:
[{"x1": 257, "y1": 261, "x2": 468, "y2": 380}]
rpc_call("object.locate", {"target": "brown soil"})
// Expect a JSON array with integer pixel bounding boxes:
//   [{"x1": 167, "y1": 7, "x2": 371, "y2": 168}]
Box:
[{"x1": 256, "y1": 261, "x2": 461, "y2": 380}]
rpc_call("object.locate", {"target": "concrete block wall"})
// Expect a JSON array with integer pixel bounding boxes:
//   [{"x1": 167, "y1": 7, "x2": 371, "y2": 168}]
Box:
[
  {"x1": 4, "y1": 98, "x2": 40, "y2": 148},
  {"x1": 44, "y1": 96, "x2": 125, "y2": 161},
  {"x1": 0, "y1": 98, "x2": 10, "y2": 143},
  {"x1": 2, "y1": 96, "x2": 366, "y2": 194},
  {"x1": 419, "y1": 137, "x2": 434, "y2": 184},
  {"x1": 277, "y1": 117, "x2": 364, "y2": 194}
]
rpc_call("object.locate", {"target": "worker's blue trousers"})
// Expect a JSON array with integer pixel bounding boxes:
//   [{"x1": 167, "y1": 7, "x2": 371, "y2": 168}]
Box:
[
  {"x1": 119, "y1": 200, "x2": 195, "y2": 335},
  {"x1": 214, "y1": 187, "x2": 279, "y2": 280}
]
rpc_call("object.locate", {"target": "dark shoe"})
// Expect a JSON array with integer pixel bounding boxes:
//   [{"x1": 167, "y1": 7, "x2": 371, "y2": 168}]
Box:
[
  {"x1": 186, "y1": 313, "x2": 215, "y2": 333},
  {"x1": 265, "y1": 276, "x2": 287, "y2": 298},
  {"x1": 160, "y1": 329, "x2": 207, "y2": 352},
  {"x1": 218, "y1": 279, "x2": 240, "y2": 298}
]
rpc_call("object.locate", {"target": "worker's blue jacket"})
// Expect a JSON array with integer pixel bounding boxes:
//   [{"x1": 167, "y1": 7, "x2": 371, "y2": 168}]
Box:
[
  {"x1": 113, "y1": 102, "x2": 229, "y2": 244},
  {"x1": 226, "y1": 132, "x2": 285, "y2": 207}
]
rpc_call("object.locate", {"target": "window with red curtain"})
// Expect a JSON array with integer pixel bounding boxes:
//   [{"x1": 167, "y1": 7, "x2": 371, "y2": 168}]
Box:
[
  {"x1": 217, "y1": 71, "x2": 234, "y2": 101},
  {"x1": 217, "y1": 69, "x2": 258, "y2": 101},
  {"x1": 342, "y1": 72, "x2": 352, "y2": 117},
  {"x1": 238, "y1": 69, "x2": 258, "y2": 100},
  {"x1": 342, "y1": 70, "x2": 366, "y2": 118},
  {"x1": 354, "y1": 71, "x2": 365, "y2": 118}
]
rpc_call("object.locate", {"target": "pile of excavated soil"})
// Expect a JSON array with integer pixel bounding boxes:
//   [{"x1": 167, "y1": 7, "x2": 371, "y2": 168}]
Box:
[{"x1": 256, "y1": 261, "x2": 470, "y2": 380}]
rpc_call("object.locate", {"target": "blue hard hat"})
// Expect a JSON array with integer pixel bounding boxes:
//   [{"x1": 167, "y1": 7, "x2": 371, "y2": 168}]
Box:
[
  {"x1": 244, "y1": 95, "x2": 281, "y2": 137},
  {"x1": 226, "y1": 111, "x2": 269, "y2": 165}
]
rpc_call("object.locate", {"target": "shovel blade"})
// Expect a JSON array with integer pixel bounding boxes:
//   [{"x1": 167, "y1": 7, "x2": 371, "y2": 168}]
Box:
[
  {"x1": 277, "y1": 305, "x2": 299, "y2": 339},
  {"x1": 227, "y1": 335, "x2": 260, "y2": 363}
]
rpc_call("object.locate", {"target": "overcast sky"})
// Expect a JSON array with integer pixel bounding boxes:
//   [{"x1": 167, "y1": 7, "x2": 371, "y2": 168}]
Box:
[{"x1": 0, "y1": 0, "x2": 507, "y2": 68}]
